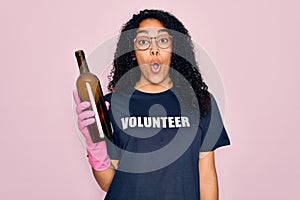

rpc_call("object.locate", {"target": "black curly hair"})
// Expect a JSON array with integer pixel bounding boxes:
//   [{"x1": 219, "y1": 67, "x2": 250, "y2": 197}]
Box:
[{"x1": 108, "y1": 9, "x2": 211, "y2": 117}]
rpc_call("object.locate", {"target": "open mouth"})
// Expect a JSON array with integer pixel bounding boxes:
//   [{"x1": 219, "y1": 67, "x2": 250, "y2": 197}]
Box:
[{"x1": 150, "y1": 62, "x2": 161, "y2": 74}]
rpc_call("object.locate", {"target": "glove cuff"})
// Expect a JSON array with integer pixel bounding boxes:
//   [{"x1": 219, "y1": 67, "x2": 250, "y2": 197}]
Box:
[{"x1": 86, "y1": 141, "x2": 111, "y2": 171}]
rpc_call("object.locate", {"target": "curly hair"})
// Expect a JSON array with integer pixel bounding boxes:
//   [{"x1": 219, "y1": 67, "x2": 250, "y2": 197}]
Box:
[{"x1": 108, "y1": 9, "x2": 211, "y2": 117}]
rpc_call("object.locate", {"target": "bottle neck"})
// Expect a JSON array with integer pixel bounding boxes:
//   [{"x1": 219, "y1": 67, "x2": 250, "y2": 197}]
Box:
[
  {"x1": 75, "y1": 50, "x2": 90, "y2": 74},
  {"x1": 79, "y1": 60, "x2": 90, "y2": 74}
]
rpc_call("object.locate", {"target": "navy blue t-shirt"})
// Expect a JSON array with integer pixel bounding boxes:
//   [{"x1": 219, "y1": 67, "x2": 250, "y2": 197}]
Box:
[{"x1": 103, "y1": 88, "x2": 230, "y2": 200}]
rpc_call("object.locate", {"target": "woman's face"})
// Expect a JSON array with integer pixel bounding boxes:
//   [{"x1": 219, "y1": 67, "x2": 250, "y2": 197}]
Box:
[{"x1": 134, "y1": 18, "x2": 172, "y2": 90}]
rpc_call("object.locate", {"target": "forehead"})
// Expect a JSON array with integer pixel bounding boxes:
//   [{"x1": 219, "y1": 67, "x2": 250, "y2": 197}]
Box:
[{"x1": 137, "y1": 19, "x2": 167, "y2": 35}]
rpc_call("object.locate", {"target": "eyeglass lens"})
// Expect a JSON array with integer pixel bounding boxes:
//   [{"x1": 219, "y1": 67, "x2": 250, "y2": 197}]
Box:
[{"x1": 135, "y1": 34, "x2": 172, "y2": 50}]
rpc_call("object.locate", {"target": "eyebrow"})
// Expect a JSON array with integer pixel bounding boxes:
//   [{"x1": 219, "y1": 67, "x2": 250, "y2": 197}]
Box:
[{"x1": 136, "y1": 28, "x2": 169, "y2": 35}]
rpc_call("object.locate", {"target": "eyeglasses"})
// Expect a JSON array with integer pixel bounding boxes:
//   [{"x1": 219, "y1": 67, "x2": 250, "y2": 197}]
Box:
[{"x1": 134, "y1": 34, "x2": 172, "y2": 50}]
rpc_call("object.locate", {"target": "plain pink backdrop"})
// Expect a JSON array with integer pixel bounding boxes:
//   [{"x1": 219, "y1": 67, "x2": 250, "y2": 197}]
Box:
[{"x1": 1, "y1": 0, "x2": 299, "y2": 199}]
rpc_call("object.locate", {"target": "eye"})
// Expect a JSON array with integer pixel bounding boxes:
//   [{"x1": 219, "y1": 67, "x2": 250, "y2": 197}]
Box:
[
  {"x1": 136, "y1": 36, "x2": 150, "y2": 46},
  {"x1": 157, "y1": 34, "x2": 172, "y2": 44},
  {"x1": 138, "y1": 39, "x2": 149, "y2": 45},
  {"x1": 159, "y1": 37, "x2": 169, "y2": 43}
]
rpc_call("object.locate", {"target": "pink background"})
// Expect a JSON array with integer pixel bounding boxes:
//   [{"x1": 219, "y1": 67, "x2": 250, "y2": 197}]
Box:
[{"x1": 1, "y1": 0, "x2": 299, "y2": 199}]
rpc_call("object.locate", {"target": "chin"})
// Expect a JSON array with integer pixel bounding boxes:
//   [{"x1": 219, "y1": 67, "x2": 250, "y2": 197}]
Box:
[{"x1": 148, "y1": 77, "x2": 165, "y2": 84}]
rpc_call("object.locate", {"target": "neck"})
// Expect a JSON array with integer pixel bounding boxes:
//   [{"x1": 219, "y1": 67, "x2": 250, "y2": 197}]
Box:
[{"x1": 135, "y1": 78, "x2": 173, "y2": 93}]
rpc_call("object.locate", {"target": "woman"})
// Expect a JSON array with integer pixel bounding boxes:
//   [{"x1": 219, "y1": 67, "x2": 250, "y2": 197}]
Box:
[{"x1": 73, "y1": 9, "x2": 230, "y2": 200}]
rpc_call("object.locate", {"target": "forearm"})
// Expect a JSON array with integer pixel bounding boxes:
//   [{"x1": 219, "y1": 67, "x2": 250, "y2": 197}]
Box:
[
  {"x1": 200, "y1": 171, "x2": 219, "y2": 200},
  {"x1": 92, "y1": 167, "x2": 116, "y2": 192},
  {"x1": 199, "y1": 151, "x2": 219, "y2": 200}
]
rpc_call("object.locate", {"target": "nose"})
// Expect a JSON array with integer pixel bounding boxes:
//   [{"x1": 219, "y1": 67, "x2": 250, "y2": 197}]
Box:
[
  {"x1": 150, "y1": 40, "x2": 160, "y2": 56},
  {"x1": 150, "y1": 46, "x2": 160, "y2": 56}
]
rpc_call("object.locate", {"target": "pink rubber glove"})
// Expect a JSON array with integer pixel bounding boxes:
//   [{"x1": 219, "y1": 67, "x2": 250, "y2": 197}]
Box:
[{"x1": 73, "y1": 89, "x2": 111, "y2": 171}]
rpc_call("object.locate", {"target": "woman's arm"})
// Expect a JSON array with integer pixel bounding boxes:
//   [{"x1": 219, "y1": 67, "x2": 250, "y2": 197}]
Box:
[
  {"x1": 73, "y1": 90, "x2": 118, "y2": 191},
  {"x1": 199, "y1": 151, "x2": 219, "y2": 200},
  {"x1": 92, "y1": 160, "x2": 118, "y2": 192}
]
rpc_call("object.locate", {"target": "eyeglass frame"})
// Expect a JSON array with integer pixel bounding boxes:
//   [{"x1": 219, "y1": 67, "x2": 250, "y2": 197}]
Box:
[{"x1": 133, "y1": 33, "x2": 173, "y2": 51}]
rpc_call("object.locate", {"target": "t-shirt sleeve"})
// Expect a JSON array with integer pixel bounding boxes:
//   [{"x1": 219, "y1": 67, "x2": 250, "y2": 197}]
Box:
[{"x1": 199, "y1": 94, "x2": 231, "y2": 152}]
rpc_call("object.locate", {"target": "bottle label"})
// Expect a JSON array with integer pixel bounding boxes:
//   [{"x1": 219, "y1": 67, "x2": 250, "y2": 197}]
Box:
[{"x1": 85, "y1": 82, "x2": 105, "y2": 138}]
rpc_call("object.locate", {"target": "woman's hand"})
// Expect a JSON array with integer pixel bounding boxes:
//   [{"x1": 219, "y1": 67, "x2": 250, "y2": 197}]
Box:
[{"x1": 73, "y1": 89, "x2": 111, "y2": 171}]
